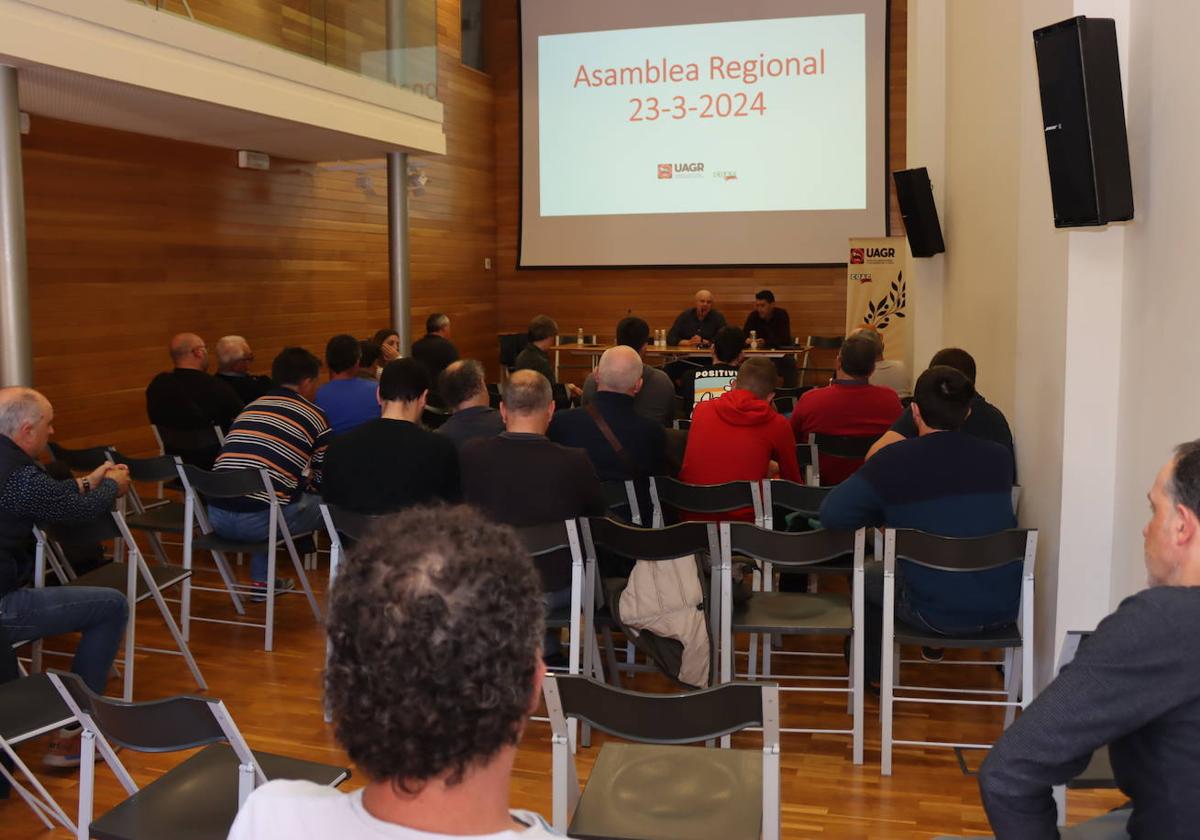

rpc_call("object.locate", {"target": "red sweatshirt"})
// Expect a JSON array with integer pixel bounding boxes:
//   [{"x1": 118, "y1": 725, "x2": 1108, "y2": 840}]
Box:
[
  {"x1": 791, "y1": 379, "x2": 903, "y2": 485},
  {"x1": 679, "y1": 389, "x2": 800, "y2": 520}
]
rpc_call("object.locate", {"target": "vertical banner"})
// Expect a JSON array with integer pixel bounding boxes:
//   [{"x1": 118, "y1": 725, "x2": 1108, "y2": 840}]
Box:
[{"x1": 846, "y1": 237, "x2": 909, "y2": 360}]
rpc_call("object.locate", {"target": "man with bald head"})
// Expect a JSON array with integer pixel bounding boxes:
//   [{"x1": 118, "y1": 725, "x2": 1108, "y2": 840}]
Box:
[
  {"x1": 145, "y1": 332, "x2": 244, "y2": 466},
  {"x1": 214, "y1": 335, "x2": 273, "y2": 404},
  {"x1": 667, "y1": 289, "x2": 727, "y2": 347}
]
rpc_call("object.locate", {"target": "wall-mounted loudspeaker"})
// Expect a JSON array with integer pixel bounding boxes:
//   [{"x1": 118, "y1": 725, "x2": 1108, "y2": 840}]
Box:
[
  {"x1": 893, "y1": 167, "x2": 945, "y2": 258},
  {"x1": 1033, "y1": 16, "x2": 1134, "y2": 227}
]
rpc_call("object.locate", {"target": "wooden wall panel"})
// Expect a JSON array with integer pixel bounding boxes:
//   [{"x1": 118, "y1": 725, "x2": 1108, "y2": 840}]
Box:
[{"x1": 490, "y1": 0, "x2": 907, "y2": 373}]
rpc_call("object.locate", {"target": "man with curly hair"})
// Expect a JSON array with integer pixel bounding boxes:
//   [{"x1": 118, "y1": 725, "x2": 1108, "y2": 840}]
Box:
[{"x1": 227, "y1": 505, "x2": 557, "y2": 838}]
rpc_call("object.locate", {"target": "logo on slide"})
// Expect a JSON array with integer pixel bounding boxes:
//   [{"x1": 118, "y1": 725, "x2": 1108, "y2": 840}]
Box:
[
  {"x1": 657, "y1": 164, "x2": 673, "y2": 179},
  {"x1": 850, "y1": 248, "x2": 865, "y2": 264}
]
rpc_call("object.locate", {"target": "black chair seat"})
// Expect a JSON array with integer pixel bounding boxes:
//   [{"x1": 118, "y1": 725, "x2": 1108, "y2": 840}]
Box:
[
  {"x1": 90, "y1": 742, "x2": 350, "y2": 840},
  {"x1": 732, "y1": 591, "x2": 852, "y2": 635},
  {"x1": 569, "y1": 742, "x2": 762, "y2": 840},
  {"x1": 70, "y1": 563, "x2": 190, "y2": 602},
  {"x1": 125, "y1": 502, "x2": 186, "y2": 534},
  {"x1": 0, "y1": 674, "x2": 73, "y2": 742},
  {"x1": 893, "y1": 617, "x2": 1022, "y2": 648}
]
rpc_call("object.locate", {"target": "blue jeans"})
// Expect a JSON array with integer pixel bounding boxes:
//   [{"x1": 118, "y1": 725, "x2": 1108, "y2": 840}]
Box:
[
  {"x1": 0, "y1": 586, "x2": 128, "y2": 694},
  {"x1": 207, "y1": 493, "x2": 323, "y2": 582}
]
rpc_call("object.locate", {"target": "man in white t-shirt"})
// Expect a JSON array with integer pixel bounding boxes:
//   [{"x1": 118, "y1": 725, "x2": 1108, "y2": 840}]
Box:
[
  {"x1": 853, "y1": 326, "x2": 912, "y2": 398},
  {"x1": 227, "y1": 505, "x2": 558, "y2": 840}
]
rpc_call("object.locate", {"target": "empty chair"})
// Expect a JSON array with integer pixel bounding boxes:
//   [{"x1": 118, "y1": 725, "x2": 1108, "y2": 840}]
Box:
[
  {"x1": 48, "y1": 670, "x2": 349, "y2": 840},
  {"x1": 718, "y1": 522, "x2": 866, "y2": 764},
  {"x1": 880, "y1": 527, "x2": 1038, "y2": 775},
  {"x1": 47, "y1": 442, "x2": 112, "y2": 473},
  {"x1": 799, "y1": 335, "x2": 843, "y2": 385},
  {"x1": 108, "y1": 451, "x2": 192, "y2": 568},
  {"x1": 515, "y1": 520, "x2": 591, "y2": 679},
  {"x1": 762, "y1": 479, "x2": 831, "y2": 532},
  {"x1": 0, "y1": 674, "x2": 77, "y2": 833},
  {"x1": 649, "y1": 476, "x2": 763, "y2": 527},
  {"x1": 544, "y1": 673, "x2": 780, "y2": 840}
]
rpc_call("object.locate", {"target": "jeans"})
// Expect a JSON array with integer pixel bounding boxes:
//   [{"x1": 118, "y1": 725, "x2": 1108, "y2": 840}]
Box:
[
  {"x1": 207, "y1": 493, "x2": 324, "y2": 582},
  {"x1": 0, "y1": 585, "x2": 128, "y2": 694},
  {"x1": 543, "y1": 585, "x2": 574, "y2": 659}
]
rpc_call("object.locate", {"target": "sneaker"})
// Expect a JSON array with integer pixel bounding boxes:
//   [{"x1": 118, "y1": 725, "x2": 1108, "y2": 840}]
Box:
[
  {"x1": 250, "y1": 577, "x2": 296, "y2": 603},
  {"x1": 43, "y1": 727, "x2": 82, "y2": 768},
  {"x1": 921, "y1": 646, "x2": 945, "y2": 662}
]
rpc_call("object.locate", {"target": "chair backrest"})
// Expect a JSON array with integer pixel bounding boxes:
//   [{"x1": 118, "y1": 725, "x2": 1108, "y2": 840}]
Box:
[
  {"x1": 806, "y1": 335, "x2": 845, "y2": 351},
  {"x1": 673, "y1": 393, "x2": 692, "y2": 421},
  {"x1": 811, "y1": 432, "x2": 880, "y2": 460},
  {"x1": 673, "y1": 418, "x2": 692, "y2": 431},
  {"x1": 724, "y1": 522, "x2": 862, "y2": 569},
  {"x1": 42, "y1": 510, "x2": 125, "y2": 547},
  {"x1": 793, "y1": 444, "x2": 816, "y2": 470},
  {"x1": 486, "y1": 383, "x2": 502, "y2": 409},
  {"x1": 499, "y1": 333, "x2": 529, "y2": 368},
  {"x1": 580, "y1": 516, "x2": 717, "y2": 562},
  {"x1": 48, "y1": 442, "x2": 112, "y2": 472},
  {"x1": 321, "y1": 504, "x2": 386, "y2": 545},
  {"x1": 544, "y1": 674, "x2": 774, "y2": 744},
  {"x1": 48, "y1": 671, "x2": 226, "y2": 753},
  {"x1": 763, "y1": 479, "x2": 828, "y2": 518},
  {"x1": 108, "y1": 451, "x2": 181, "y2": 484},
  {"x1": 889, "y1": 528, "x2": 1038, "y2": 573},
  {"x1": 650, "y1": 477, "x2": 761, "y2": 526},
  {"x1": 601, "y1": 479, "x2": 642, "y2": 526},
  {"x1": 772, "y1": 396, "x2": 795, "y2": 415},
  {"x1": 515, "y1": 519, "x2": 581, "y2": 559},
  {"x1": 157, "y1": 424, "x2": 224, "y2": 453},
  {"x1": 422, "y1": 405, "x2": 451, "y2": 430},
  {"x1": 550, "y1": 383, "x2": 571, "y2": 411},
  {"x1": 179, "y1": 463, "x2": 270, "y2": 501}
]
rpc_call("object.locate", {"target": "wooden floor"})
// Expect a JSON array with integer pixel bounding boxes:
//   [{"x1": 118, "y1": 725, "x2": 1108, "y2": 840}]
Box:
[{"x1": 5, "y1": 557, "x2": 1124, "y2": 839}]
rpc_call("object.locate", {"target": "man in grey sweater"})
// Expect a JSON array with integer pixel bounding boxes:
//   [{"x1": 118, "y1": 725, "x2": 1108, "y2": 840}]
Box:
[{"x1": 978, "y1": 439, "x2": 1200, "y2": 839}]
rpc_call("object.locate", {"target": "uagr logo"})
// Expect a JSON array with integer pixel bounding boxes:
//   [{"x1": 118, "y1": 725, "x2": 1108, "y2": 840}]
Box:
[
  {"x1": 657, "y1": 164, "x2": 673, "y2": 179},
  {"x1": 850, "y1": 248, "x2": 865, "y2": 264}
]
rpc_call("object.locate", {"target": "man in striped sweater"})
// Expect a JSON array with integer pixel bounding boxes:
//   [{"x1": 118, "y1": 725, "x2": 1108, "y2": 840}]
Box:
[{"x1": 208, "y1": 347, "x2": 332, "y2": 598}]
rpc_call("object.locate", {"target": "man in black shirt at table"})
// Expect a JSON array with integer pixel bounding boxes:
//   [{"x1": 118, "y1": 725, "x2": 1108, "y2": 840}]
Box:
[
  {"x1": 977, "y1": 440, "x2": 1200, "y2": 840},
  {"x1": 742, "y1": 289, "x2": 797, "y2": 387},
  {"x1": 322, "y1": 359, "x2": 460, "y2": 515}
]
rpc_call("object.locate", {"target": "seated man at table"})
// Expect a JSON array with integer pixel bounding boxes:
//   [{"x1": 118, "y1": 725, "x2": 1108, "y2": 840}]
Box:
[
  {"x1": 683, "y1": 326, "x2": 745, "y2": 410},
  {"x1": 436, "y1": 359, "x2": 504, "y2": 450},
  {"x1": 315, "y1": 334, "x2": 381, "y2": 436},
  {"x1": 227, "y1": 505, "x2": 556, "y2": 839},
  {"x1": 743, "y1": 289, "x2": 797, "y2": 387},
  {"x1": 514, "y1": 315, "x2": 581, "y2": 401},
  {"x1": 819, "y1": 365, "x2": 1017, "y2": 683},
  {"x1": 976, "y1": 440, "x2": 1200, "y2": 840},
  {"x1": 322, "y1": 359, "x2": 460, "y2": 515},
  {"x1": 581, "y1": 316, "x2": 675, "y2": 426},
  {"x1": 791, "y1": 334, "x2": 903, "y2": 485},
  {"x1": 665, "y1": 289, "x2": 728, "y2": 384}
]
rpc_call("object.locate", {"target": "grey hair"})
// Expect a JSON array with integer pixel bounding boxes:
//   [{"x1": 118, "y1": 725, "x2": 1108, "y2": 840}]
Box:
[
  {"x1": 215, "y1": 335, "x2": 248, "y2": 368},
  {"x1": 0, "y1": 387, "x2": 49, "y2": 438},
  {"x1": 502, "y1": 370, "x2": 552, "y2": 414},
  {"x1": 596, "y1": 346, "x2": 642, "y2": 393}
]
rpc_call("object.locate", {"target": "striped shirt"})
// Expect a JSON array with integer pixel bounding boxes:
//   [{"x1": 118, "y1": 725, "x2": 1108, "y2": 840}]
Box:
[{"x1": 211, "y1": 388, "x2": 331, "y2": 511}]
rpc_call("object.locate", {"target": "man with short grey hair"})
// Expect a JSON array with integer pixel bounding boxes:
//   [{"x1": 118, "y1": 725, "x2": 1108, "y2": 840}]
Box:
[
  {"x1": 411, "y1": 312, "x2": 459, "y2": 388},
  {"x1": 851, "y1": 327, "x2": 911, "y2": 398},
  {"x1": 214, "y1": 335, "x2": 272, "y2": 404},
  {"x1": 436, "y1": 359, "x2": 503, "y2": 449}
]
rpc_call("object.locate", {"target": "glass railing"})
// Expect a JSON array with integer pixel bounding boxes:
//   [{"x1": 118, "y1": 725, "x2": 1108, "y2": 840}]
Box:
[{"x1": 136, "y1": 0, "x2": 438, "y2": 99}]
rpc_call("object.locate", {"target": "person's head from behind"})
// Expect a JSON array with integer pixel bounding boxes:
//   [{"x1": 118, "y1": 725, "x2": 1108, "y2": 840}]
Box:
[
  {"x1": 838, "y1": 335, "x2": 878, "y2": 380},
  {"x1": 169, "y1": 333, "x2": 208, "y2": 372},
  {"x1": 439, "y1": 359, "x2": 488, "y2": 411},
  {"x1": 271, "y1": 347, "x2": 322, "y2": 401},
  {"x1": 527, "y1": 315, "x2": 559, "y2": 349},
  {"x1": 379, "y1": 359, "x2": 431, "y2": 413},
  {"x1": 1145, "y1": 441, "x2": 1200, "y2": 587},
  {"x1": 373, "y1": 329, "x2": 400, "y2": 362},
  {"x1": 694, "y1": 289, "x2": 715, "y2": 318},
  {"x1": 850, "y1": 327, "x2": 885, "y2": 361},
  {"x1": 713, "y1": 326, "x2": 746, "y2": 366},
  {"x1": 615, "y1": 316, "x2": 651, "y2": 354},
  {"x1": 929, "y1": 347, "x2": 977, "y2": 384},
  {"x1": 596, "y1": 346, "x2": 643, "y2": 396},
  {"x1": 426, "y1": 313, "x2": 451, "y2": 338},
  {"x1": 359, "y1": 340, "x2": 381, "y2": 373},
  {"x1": 735, "y1": 357, "x2": 778, "y2": 401},
  {"x1": 0, "y1": 387, "x2": 54, "y2": 458},
  {"x1": 911, "y1": 366, "x2": 975, "y2": 433},
  {"x1": 754, "y1": 289, "x2": 776, "y2": 319},
  {"x1": 325, "y1": 505, "x2": 544, "y2": 795},
  {"x1": 501, "y1": 370, "x2": 553, "y2": 433},
  {"x1": 215, "y1": 336, "x2": 253, "y2": 375},
  {"x1": 325, "y1": 334, "x2": 361, "y2": 379}
]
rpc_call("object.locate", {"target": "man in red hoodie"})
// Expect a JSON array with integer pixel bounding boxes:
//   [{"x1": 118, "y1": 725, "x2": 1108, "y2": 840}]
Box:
[{"x1": 680, "y1": 357, "x2": 801, "y2": 516}]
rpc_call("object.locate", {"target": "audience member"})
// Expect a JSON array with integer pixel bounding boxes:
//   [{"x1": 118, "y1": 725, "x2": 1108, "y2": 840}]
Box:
[
  {"x1": 315, "y1": 334, "x2": 381, "y2": 436},
  {"x1": 581, "y1": 316, "x2": 675, "y2": 426},
  {"x1": 372, "y1": 328, "x2": 402, "y2": 364},
  {"x1": 820, "y1": 366, "x2": 1017, "y2": 683},
  {"x1": 0, "y1": 387, "x2": 130, "y2": 766},
  {"x1": 868, "y1": 347, "x2": 1015, "y2": 478},
  {"x1": 851, "y1": 327, "x2": 912, "y2": 398},
  {"x1": 410, "y1": 313, "x2": 460, "y2": 388},
  {"x1": 145, "y1": 332, "x2": 244, "y2": 467},
  {"x1": 791, "y1": 334, "x2": 903, "y2": 484},
  {"x1": 684, "y1": 325, "x2": 745, "y2": 408},
  {"x1": 357, "y1": 340, "x2": 381, "y2": 380},
  {"x1": 214, "y1": 335, "x2": 273, "y2": 404},
  {"x1": 667, "y1": 289, "x2": 727, "y2": 347},
  {"x1": 436, "y1": 360, "x2": 503, "y2": 449},
  {"x1": 208, "y1": 348, "x2": 331, "y2": 597},
  {"x1": 227, "y1": 506, "x2": 555, "y2": 840},
  {"x1": 323, "y1": 360, "x2": 460, "y2": 515},
  {"x1": 679, "y1": 357, "x2": 801, "y2": 518},
  {"x1": 977, "y1": 440, "x2": 1200, "y2": 839},
  {"x1": 461, "y1": 371, "x2": 605, "y2": 661},
  {"x1": 514, "y1": 315, "x2": 581, "y2": 399}
]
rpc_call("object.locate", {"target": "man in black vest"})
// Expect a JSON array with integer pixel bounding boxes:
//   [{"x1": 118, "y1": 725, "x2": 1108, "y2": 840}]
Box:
[{"x1": 0, "y1": 387, "x2": 130, "y2": 767}]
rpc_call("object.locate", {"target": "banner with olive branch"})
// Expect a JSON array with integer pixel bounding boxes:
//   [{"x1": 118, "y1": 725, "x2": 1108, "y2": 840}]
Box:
[{"x1": 845, "y1": 237, "x2": 909, "y2": 362}]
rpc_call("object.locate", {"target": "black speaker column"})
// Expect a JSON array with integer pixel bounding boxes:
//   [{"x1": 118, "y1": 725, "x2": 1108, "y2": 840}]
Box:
[
  {"x1": 1033, "y1": 16, "x2": 1134, "y2": 227},
  {"x1": 893, "y1": 167, "x2": 945, "y2": 258}
]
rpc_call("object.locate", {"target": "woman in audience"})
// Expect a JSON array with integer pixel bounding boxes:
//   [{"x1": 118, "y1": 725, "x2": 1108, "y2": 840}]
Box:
[{"x1": 372, "y1": 329, "x2": 401, "y2": 364}]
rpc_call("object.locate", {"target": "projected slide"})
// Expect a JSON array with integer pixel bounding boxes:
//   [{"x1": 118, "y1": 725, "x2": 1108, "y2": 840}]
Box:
[{"x1": 538, "y1": 15, "x2": 866, "y2": 218}]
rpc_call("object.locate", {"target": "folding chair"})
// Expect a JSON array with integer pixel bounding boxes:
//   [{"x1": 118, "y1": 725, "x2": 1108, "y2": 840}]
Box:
[
  {"x1": 809, "y1": 432, "x2": 881, "y2": 486},
  {"x1": 48, "y1": 442, "x2": 111, "y2": 472},
  {"x1": 799, "y1": 335, "x2": 843, "y2": 386},
  {"x1": 649, "y1": 476, "x2": 763, "y2": 528},
  {"x1": 48, "y1": 670, "x2": 349, "y2": 840},
  {"x1": 601, "y1": 479, "x2": 643, "y2": 526},
  {"x1": 544, "y1": 674, "x2": 780, "y2": 840},
  {"x1": 0, "y1": 674, "x2": 78, "y2": 833},
  {"x1": 421, "y1": 404, "x2": 452, "y2": 429},
  {"x1": 32, "y1": 510, "x2": 206, "y2": 700},
  {"x1": 880, "y1": 527, "x2": 1038, "y2": 775},
  {"x1": 107, "y1": 452, "x2": 195, "y2": 569},
  {"x1": 154, "y1": 424, "x2": 226, "y2": 469},
  {"x1": 761, "y1": 479, "x2": 830, "y2": 531},
  {"x1": 718, "y1": 523, "x2": 866, "y2": 764},
  {"x1": 178, "y1": 464, "x2": 322, "y2": 652}
]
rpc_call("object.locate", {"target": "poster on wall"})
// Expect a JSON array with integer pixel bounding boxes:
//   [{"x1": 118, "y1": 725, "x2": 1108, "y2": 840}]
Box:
[{"x1": 845, "y1": 237, "x2": 909, "y2": 361}]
